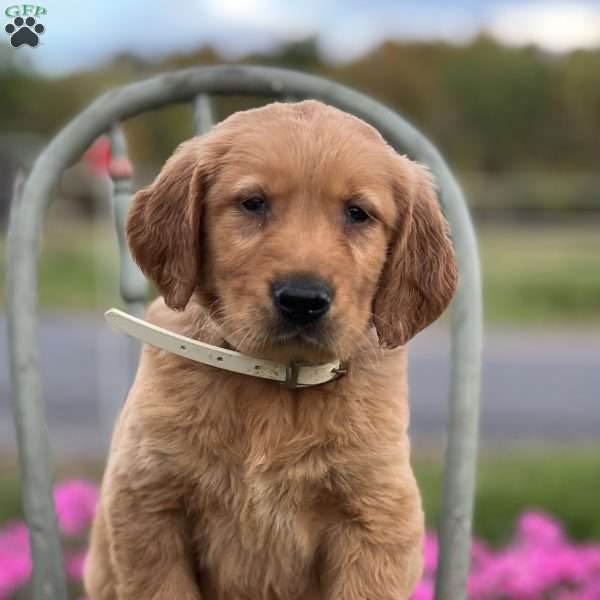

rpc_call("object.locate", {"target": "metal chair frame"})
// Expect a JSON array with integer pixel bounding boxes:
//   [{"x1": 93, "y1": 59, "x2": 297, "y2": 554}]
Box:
[{"x1": 6, "y1": 65, "x2": 482, "y2": 600}]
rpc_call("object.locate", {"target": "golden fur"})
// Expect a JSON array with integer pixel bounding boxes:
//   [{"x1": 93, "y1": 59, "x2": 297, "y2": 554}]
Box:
[{"x1": 84, "y1": 100, "x2": 457, "y2": 600}]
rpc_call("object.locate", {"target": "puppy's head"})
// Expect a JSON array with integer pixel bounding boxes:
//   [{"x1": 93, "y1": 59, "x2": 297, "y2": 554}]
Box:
[{"x1": 127, "y1": 101, "x2": 457, "y2": 362}]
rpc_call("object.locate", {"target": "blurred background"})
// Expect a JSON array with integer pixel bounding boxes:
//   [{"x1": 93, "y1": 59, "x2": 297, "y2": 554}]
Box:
[{"x1": 0, "y1": 1, "x2": 599, "y2": 598}]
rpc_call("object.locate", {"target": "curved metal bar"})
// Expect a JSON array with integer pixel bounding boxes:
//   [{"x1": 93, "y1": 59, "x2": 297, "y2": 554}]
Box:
[
  {"x1": 108, "y1": 125, "x2": 148, "y2": 305},
  {"x1": 6, "y1": 173, "x2": 69, "y2": 600},
  {"x1": 6, "y1": 65, "x2": 481, "y2": 599},
  {"x1": 193, "y1": 94, "x2": 214, "y2": 135}
]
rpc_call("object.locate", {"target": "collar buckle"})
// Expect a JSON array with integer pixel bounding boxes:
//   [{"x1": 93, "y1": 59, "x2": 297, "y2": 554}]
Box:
[
  {"x1": 284, "y1": 361, "x2": 348, "y2": 389},
  {"x1": 331, "y1": 364, "x2": 348, "y2": 380},
  {"x1": 284, "y1": 361, "x2": 303, "y2": 389}
]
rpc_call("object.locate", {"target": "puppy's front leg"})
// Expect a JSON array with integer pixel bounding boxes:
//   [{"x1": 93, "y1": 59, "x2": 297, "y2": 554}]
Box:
[
  {"x1": 104, "y1": 470, "x2": 202, "y2": 600},
  {"x1": 321, "y1": 483, "x2": 424, "y2": 600}
]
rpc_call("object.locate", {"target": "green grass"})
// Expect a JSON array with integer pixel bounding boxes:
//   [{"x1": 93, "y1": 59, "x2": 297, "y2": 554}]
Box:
[
  {"x1": 1, "y1": 221, "x2": 599, "y2": 323},
  {"x1": 0, "y1": 459, "x2": 103, "y2": 525},
  {"x1": 479, "y1": 225, "x2": 600, "y2": 323},
  {"x1": 0, "y1": 462, "x2": 22, "y2": 525},
  {"x1": 2, "y1": 449, "x2": 599, "y2": 545},
  {"x1": 0, "y1": 219, "x2": 120, "y2": 311},
  {"x1": 415, "y1": 446, "x2": 600, "y2": 545}
]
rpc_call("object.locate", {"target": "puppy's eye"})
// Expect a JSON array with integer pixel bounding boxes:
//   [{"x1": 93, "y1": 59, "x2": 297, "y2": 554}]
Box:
[
  {"x1": 346, "y1": 204, "x2": 371, "y2": 224},
  {"x1": 241, "y1": 197, "x2": 268, "y2": 215}
]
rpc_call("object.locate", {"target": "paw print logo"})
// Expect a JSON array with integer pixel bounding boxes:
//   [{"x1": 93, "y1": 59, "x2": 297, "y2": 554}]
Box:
[{"x1": 5, "y1": 16, "x2": 45, "y2": 48}]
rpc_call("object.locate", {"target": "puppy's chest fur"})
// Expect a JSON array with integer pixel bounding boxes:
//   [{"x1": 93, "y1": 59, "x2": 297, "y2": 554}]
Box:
[
  {"x1": 188, "y1": 427, "x2": 332, "y2": 599},
  {"x1": 132, "y1": 348, "x2": 408, "y2": 599}
]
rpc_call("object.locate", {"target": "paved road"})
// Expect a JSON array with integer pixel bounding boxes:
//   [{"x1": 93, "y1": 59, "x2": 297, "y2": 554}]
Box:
[{"x1": 1, "y1": 315, "x2": 599, "y2": 459}]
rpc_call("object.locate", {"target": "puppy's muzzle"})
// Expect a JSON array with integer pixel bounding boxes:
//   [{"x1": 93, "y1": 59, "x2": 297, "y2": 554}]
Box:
[{"x1": 271, "y1": 275, "x2": 333, "y2": 326}]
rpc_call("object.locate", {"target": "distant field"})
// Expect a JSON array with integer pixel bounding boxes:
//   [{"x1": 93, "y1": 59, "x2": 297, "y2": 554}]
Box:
[
  {"x1": 1, "y1": 221, "x2": 599, "y2": 324},
  {"x1": 480, "y1": 224, "x2": 600, "y2": 323},
  {"x1": 2, "y1": 447, "x2": 599, "y2": 545},
  {"x1": 0, "y1": 219, "x2": 121, "y2": 310}
]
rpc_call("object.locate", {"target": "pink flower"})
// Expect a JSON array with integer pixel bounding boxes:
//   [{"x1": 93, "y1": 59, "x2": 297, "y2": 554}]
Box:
[
  {"x1": 66, "y1": 550, "x2": 88, "y2": 581},
  {"x1": 517, "y1": 510, "x2": 564, "y2": 548},
  {"x1": 0, "y1": 479, "x2": 99, "y2": 598},
  {"x1": 53, "y1": 479, "x2": 99, "y2": 536},
  {"x1": 423, "y1": 532, "x2": 438, "y2": 576},
  {"x1": 471, "y1": 538, "x2": 493, "y2": 569},
  {"x1": 411, "y1": 577, "x2": 434, "y2": 600},
  {"x1": 0, "y1": 521, "x2": 29, "y2": 553},
  {"x1": 0, "y1": 553, "x2": 31, "y2": 600},
  {"x1": 0, "y1": 522, "x2": 32, "y2": 600}
]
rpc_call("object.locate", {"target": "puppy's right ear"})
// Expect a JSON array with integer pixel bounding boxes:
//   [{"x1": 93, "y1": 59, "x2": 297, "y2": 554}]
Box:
[{"x1": 126, "y1": 138, "x2": 215, "y2": 311}]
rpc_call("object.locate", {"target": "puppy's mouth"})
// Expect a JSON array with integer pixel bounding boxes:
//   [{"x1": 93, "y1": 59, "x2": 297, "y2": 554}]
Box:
[{"x1": 269, "y1": 322, "x2": 330, "y2": 347}]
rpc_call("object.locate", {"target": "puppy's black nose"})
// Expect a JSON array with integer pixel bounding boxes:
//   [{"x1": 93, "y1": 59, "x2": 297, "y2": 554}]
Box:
[{"x1": 272, "y1": 275, "x2": 333, "y2": 325}]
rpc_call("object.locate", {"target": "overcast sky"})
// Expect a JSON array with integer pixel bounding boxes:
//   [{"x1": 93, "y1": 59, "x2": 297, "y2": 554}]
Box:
[{"x1": 4, "y1": 0, "x2": 600, "y2": 76}]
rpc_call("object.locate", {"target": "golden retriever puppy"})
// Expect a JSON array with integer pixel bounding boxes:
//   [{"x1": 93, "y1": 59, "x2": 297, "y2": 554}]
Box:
[{"x1": 84, "y1": 100, "x2": 457, "y2": 600}]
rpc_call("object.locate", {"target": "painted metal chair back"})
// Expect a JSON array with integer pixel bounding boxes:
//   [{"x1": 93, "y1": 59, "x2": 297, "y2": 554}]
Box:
[{"x1": 6, "y1": 65, "x2": 482, "y2": 600}]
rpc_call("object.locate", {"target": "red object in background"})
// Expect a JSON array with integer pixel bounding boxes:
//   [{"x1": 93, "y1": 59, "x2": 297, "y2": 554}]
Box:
[
  {"x1": 83, "y1": 137, "x2": 111, "y2": 176},
  {"x1": 83, "y1": 137, "x2": 133, "y2": 180}
]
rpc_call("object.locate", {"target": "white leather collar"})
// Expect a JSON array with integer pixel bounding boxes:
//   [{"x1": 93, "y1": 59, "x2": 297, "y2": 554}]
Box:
[{"x1": 104, "y1": 308, "x2": 347, "y2": 388}]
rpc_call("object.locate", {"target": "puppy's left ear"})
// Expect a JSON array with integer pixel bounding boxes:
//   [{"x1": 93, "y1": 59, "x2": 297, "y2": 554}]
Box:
[{"x1": 373, "y1": 159, "x2": 458, "y2": 348}]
